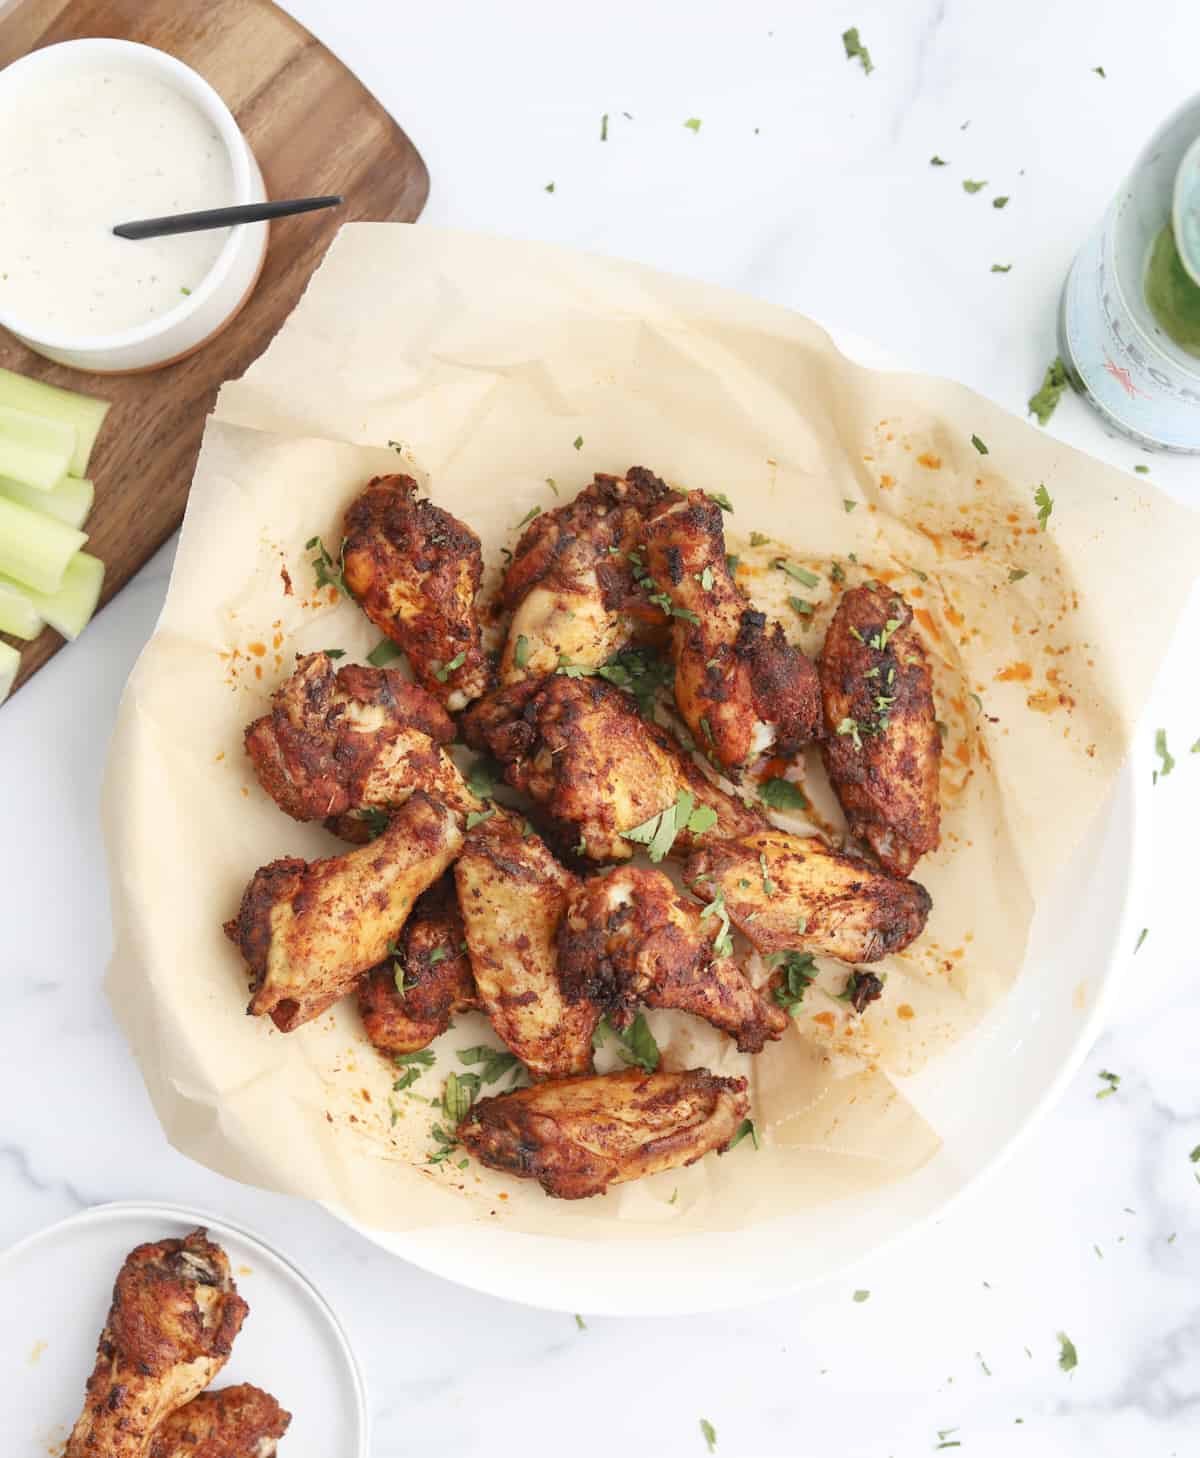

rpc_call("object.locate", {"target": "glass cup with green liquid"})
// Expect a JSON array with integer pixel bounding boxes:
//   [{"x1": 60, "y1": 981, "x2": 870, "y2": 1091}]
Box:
[{"x1": 1059, "y1": 95, "x2": 1200, "y2": 452}]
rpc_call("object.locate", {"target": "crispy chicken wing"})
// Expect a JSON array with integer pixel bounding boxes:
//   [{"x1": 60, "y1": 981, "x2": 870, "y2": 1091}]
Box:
[
  {"x1": 341, "y1": 474, "x2": 491, "y2": 711},
  {"x1": 225, "y1": 792, "x2": 463, "y2": 1032},
  {"x1": 558, "y1": 867, "x2": 787, "y2": 1052},
  {"x1": 244, "y1": 652, "x2": 478, "y2": 835},
  {"x1": 685, "y1": 828, "x2": 931, "y2": 965},
  {"x1": 499, "y1": 468, "x2": 679, "y2": 682},
  {"x1": 641, "y1": 491, "x2": 821, "y2": 773},
  {"x1": 148, "y1": 1385, "x2": 291, "y2": 1458},
  {"x1": 819, "y1": 581, "x2": 941, "y2": 876},
  {"x1": 358, "y1": 874, "x2": 479, "y2": 1055},
  {"x1": 67, "y1": 1229, "x2": 247, "y2": 1458},
  {"x1": 455, "y1": 809, "x2": 598, "y2": 1076},
  {"x1": 460, "y1": 674, "x2": 763, "y2": 861},
  {"x1": 458, "y1": 1067, "x2": 749, "y2": 1199}
]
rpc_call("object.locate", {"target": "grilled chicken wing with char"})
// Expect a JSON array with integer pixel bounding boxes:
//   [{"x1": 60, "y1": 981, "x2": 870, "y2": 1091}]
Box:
[
  {"x1": 148, "y1": 1385, "x2": 291, "y2": 1458},
  {"x1": 244, "y1": 652, "x2": 478, "y2": 837},
  {"x1": 458, "y1": 1067, "x2": 749, "y2": 1199},
  {"x1": 558, "y1": 867, "x2": 787, "y2": 1052},
  {"x1": 358, "y1": 874, "x2": 478, "y2": 1055},
  {"x1": 341, "y1": 474, "x2": 491, "y2": 711},
  {"x1": 455, "y1": 810, "x2": 598, "y2": 1076},
  {"x1": 225, "y1": 792, "x2": 462, "y2": 1031},
  {"x1": 499, "y1": 468, "x2": 679, "y2": 683},
  {"x1": 819, "y1": 581, "x2": 941, "y2": 876},
  {"x1": 67, "y1": 1229, "x2": 247, "y2": 1458},
  {"x1": 685, "y1": 828, "x2": 931, "y2": 965},
  {"x1": 641, "y1": 491, "x2": 821, "y2": 773},
  {"x1": 461, "y1": 674, "x2": 763, "y2": 862}
]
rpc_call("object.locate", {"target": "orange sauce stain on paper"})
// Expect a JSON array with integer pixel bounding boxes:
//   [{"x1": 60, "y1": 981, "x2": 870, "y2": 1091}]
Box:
[
  {"x1": 915, "y1": 608, "x2": 940, "y2": 640},
  {"x1": 812, "y1": 1011, "x2": 836, "y2": 1028},
  {"x1": 28, "y1": 1339, "x2": 47, "y2": 1365},
  {"x1": 995, "y1": 661, "x2": 1032, "y2": 682},
  {"x1": 916, "y1": 452, "x2": 942, "y2": 469},
  {"x1": 896, "y1": 1004, "x2": 915, "y2": 1020}
]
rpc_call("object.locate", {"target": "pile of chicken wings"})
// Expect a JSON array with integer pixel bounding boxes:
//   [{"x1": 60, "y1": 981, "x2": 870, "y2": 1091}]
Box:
[{"x1": 225, "y1": 468, "x2": 941, "y2": 1201}]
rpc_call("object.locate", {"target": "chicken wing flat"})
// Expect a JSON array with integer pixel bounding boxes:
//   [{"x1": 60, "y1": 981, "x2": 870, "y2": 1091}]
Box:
[
  {"x1": 67, "y1": 1229, "x2": 247, "y2": 1458},
  {"x1": 244, "y1": 651, "x2": 478, "y2": 833},
  {"x1": 460, "y1": 674, "x2": 763, "y2": 862},
  {"x1": 458, "y1": 1067, "x2": 749, "y2": 1199},
  {"x1": 358, "y1": 874, "x2": 478, "y2": 1055},
  {"x1": 642, "y1": 491, "x2": 821, "y2": 773},
  {"x1": 819, "y1": 581, "x2": 941, "y2": 876},
  {"x1": 225, "y1": 792, "x2": 463, "y2": 1032},
  {"x1": 148, "y1": 1385, "x2": 291, "y2": 1458},
  {"x1": 499, "y1": 467, "x2": 679, "y2": 683},
  {"x1": 685, "y1": 828, "x2": 931, "y2": 965},
  {"x1": 454, "y1": 809, "x2": 598, "y2": 1076},
  {"x1": 558, "y1": 867, "x2": 787, "y2": 1052},
  {"x1": 341, "y1": 474, "x2": 491, "y2": 711}
]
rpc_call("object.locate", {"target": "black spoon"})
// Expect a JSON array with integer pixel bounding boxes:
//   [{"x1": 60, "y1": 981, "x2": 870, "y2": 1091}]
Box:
[{"x1": 113, "y1": 195, "x2": 342, "y2": 240}]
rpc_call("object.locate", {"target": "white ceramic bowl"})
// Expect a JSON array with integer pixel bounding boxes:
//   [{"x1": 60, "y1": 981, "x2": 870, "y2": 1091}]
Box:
[{"x1": 0, "y1": 39, "x2": 267, "y2": 373}]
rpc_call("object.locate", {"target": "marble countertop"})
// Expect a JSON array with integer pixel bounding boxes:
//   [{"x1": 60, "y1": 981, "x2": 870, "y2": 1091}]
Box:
[{"x1": 3, "y1": 2, "x2": 1198, "y2": 1454}]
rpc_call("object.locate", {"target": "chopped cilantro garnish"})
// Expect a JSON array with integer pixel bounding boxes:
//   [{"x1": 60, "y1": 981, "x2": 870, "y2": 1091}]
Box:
[
  {"x1": 467, "y1": 756, "x2": 499, "y2": 800},
  {"x1": 1154, "y1": 728, "x2": 1175, "y2": 781},
  {"x1": 759, "y1": 776, "x2": 808, "y2": 812},
  {"x1": 749, "y1": 531, "x2": 771, "y2": 547},
  {"x1": 600, "y1": 112, "x2": 608, "y2": 141},
  {"x1": 367, "y1": 638, "x2": 403, "y2": 667},
  {"x1": 1057, "y1": 1332, "x2": 1078, "y2": 1372},
  {"x1": 962, "y1": 178, "x2": 987, "y2": 194},
  {"x1": 771, "y1": 950, "x2": 817, "y2": 1013},
  {"x1": 544, "y1": 181, "x2": 555, "y2": 193},
  {"x1": 305, "y1": 535, "x2": 348, "y2": 596},
  {"x1": 852, "y1": 1289, "x2": 870, "y2": 1302},
  {"x1": 993, "y1": 195, "x2": 1010, "y2": 209},
  {"x1": 1096, "y1": 1069, "x2": 1120, "y2": 1099},
  {"x1": 1008, "y1": 568, "x2": 1028, "y2": 583},
  {"x1": 322, "y1": 648, "x2": 346, "y2": 659},
  {"x1": 789, "y1": 596, "x2": 814, "y2": 617},
  {"x1": 836, "y1": 716, "x2": 863, "y2": 750},
  {"x1": 573, "y1": 435, "x2": 584, "y2": 450},
  {"x1": 698, "y1": 886, "x2": 734, "y2": 957},
  {"x1": 684, "y1": 117, "x2": 702, "y2": 132},
  {"x1": 706, "y1": 490, "x2": 734, "y2": 512},
  {"x1": 696, "y1": 565, "x2": 715, "y2": 591},
  {"x1": 1134, "y1": 464, "x2": 1149, "y2": 474},
  {"x1": 458, "y1": 1044, "x2": 523, "y2": 1086},
  {"x1": 594, "y1": 1012, "x2": 660, "y2": 1072},
  {"x1": 759, "y1": 851, "x2": 776, "y2": 897},
  {"x1": 1134, "y1": 927, "x2": 1148, "y2": 953},
  {"x1": 392, "y1": 1049, "x2": 435, "y2": 1093},
  {"x1": 725, "y1": 553, "x2": 740, "y2": 575},
  {"x1": 841, "y1": 26, "x2": 873, "y2": 74},
  {"x1": 357, "y1": 806, "x2": 390, "y2": 839},
  {"x1": 726, "y1": 1118, "x2": 759, "y2": 1150},
  {"x1": 1093, "y1": 65, "x2": 1106, "y2": 77},
  {"x1": 991, "y1": 262, "x2": 1013, "y2": 273},
  {"x1": 930, "y1": 155, "x2": 948, "y2": 166},
  {"x1": 1029, "y1": 358, "x2": 1069, "y2": 425},
  {"x1": 971, "y1": 433, "x2": 989, "y2": 454},
  {"x1": 621, "y1": 788, "x2": 714, "y2": 862},
  {"x1": 1034, "y1": 483, "x2": 1054, "y2": 530},
  {"x1": 700, "y1": 1418, "x2": 717, "y2": 1453},
  {"x1": 434, "y1": 650, "x2": 467, "y2": 682},
  {"x1": 843, "y1": 498, "x2": 857, "y2": 512},
  {"x1": 545, "y1": 477, "x2": 559, "y2": 495},
  {"x1": 514, "y1": 634, "x2": 531, "y2": 669},
  {"x1": 773, "y1": 558, "x2": 820, "y2": 588},
  {"x1": 516, "y1": 505, "x2": 541, "y2": 529},
  {"x1": 465, "y1": 808, "x2": 494, "y2": 830}
]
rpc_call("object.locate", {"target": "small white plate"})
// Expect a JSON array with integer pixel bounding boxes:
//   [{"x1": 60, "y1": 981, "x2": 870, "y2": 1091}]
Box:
[
  {"x1": 335, "y1": 328, "x2": 1147, "y2": 1314},
  {"x1": 0, "y1": 1201, "x2": 369, "y2": 1457}
]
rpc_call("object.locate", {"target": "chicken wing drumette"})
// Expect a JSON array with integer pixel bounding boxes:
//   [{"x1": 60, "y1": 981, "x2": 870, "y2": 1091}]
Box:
[
  {"x1": 818, "y1": 581, "x2": 941, "y2": 876},
  {"x1": 641, "y1": 490, "x2": 821, "y2": 774},
  {"x1": 685, "y1": 828, "x2": 931, "y2": 965},
  {"x1": 358, "y1": 874, "x2": 479, "y2": 1055},
  {"x1": 458, "y1": 1067, "x2": 749, "y2": 1199},
  {"x1": 67, "y1": 1229, "x2": 247, "y2": 1458},
  {"x1": 148, "y1": 1385, "x2": 291, "y2": 1458},
  {"x1": 341, "y1": 474, "x2": 491, "y2": 711},
  {"x1": 455, "y1": 810, "x2": 599, "y2": 1076},
  {"x1": 558, "y1": 867, "x2": 787, "y2": 1052},
  {"x1": 225, "y1": 792, "x2": 462, "y2": 1031},
  {"x1": 499, "y1": 467, "x2": 679, "y2": 683},
  {"x1": 244, "y1": 652, "x2": 479, "y2": 838},
  {"x1": 461, "y1": 674, "x2": 763, "y2": 862}
]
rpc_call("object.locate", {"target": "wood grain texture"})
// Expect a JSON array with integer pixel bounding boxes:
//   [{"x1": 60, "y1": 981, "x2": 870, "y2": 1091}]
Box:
[{"x1": 0, "y1": 0, "x2": 429, "y2": 698}]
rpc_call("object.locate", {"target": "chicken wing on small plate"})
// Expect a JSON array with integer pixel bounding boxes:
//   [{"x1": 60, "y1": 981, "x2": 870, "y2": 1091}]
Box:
[
  {"x1": 499, "y1": 467, "x2": 679, "y2": 683},
  {"x1": 67, "y1": 1229, "x2": 248, "y2": 1458},
  {"x1": 225, "y1": 791, "x2": 462, "y2": 1031},
  {"x1": 685, "y1": 828, "x2": 931, "y2": 965},
  {"x1": 358, "y1": 874, "x2": 479, "y2": 1055},
  {"x1": 641, "y1": 491, "x2": 821, "y2": 774},
  {"x1": 455, "y1": 809, "x2": 598, "y2": 1076},
  {"x1": 460, "y1": 674, "x2": 763, "y2": 862},
  {"x1": 558, "y1": 867, "x2": 787, "y2": 1052},
  {"x1": 819, "y1": 581, "x2": 941, "y2": 876},
  {"x1": 148, "y1": 1384, "x2": 291, "y2": 1458},
  {"x1": 458, "y1": 1067, "x2": 749, "y2": 1199},
  {"x1": 244, "y1": 651, "x2": 479, "y2": 834},
  {"x1": 341, "y1": 474, "x2": 491, "y2": 711}
]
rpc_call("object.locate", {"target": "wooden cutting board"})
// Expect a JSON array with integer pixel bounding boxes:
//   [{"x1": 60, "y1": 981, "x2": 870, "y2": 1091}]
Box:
[{"x1": 0, "y1": 0, "x2": 429, "y2": 699}]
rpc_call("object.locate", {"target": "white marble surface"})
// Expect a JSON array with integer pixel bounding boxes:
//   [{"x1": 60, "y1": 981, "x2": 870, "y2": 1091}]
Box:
[{"x1": 3, "y1": 1, "x2": 1199, "y2": 1454}]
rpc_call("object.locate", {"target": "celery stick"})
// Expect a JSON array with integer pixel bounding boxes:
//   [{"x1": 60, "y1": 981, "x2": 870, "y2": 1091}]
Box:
[
  {"x1": 0, "y1": 472, "x2": 93, "y2": 528},
  {"x1": 0, "y1": 578, "x2": 44, "y2": 639},
  {"x1": 0, "y1": 369, "x2": 109, "y2": 478},
  {"x1": 0, "y1": 640, "x2": 18, "y2": 704},
  {"x1": 0, "y1": 407, "x2": 75, "y2": 492},
  {"x1": 6, "y1": 551, "x2": 104, "y2": 640},
  {"x1": 0, "y1": 493, "x2": 86, "y2": 593}
]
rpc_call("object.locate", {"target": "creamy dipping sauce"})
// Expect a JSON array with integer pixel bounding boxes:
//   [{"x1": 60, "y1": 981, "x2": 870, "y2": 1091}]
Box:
[{"x1": 0, "y1": 64, "x2": 236, "y2": 337}]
